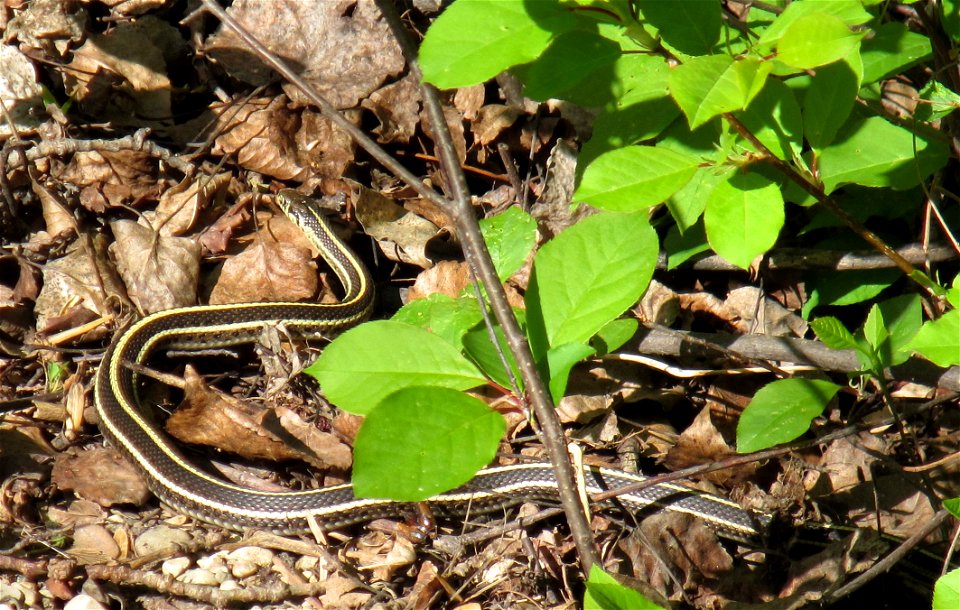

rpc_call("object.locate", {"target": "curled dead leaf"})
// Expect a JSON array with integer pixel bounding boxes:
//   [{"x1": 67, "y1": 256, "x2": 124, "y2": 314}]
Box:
[
  {"x1": 145, "y1": 173, "x2": 231, "y2": 237},
  {"x1": 110, "y1": 219, "x2": 201, "y2": 315},
  {"x1": 354, "y1": 187, "x2": 443, "y2": 268},
  {"x1": 51, "y1": 447, "x2": 151, "y2": 508},
  {"x1": 205, "y1": 0, "x2": 403, "y2": 110},
  {"x1": 167, "y1": 368, "x2": 351, "y2": 471},
  {"x1": 212, "y1": 96, "x2": 307, "y2": 181},
  {"x1": 209, "y1": 239, "x2": 317, "y2": 305},
  {"x1": 64, "y1": 21, "x2": 173, "y2": 126}
]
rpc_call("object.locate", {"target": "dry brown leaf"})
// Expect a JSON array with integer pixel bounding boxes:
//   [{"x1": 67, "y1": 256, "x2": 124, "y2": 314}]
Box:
[
  {"x1": 145, "y1": 173, "x2": 231, "y2": 237},
  {"x1": 810, "y1": 433, "x2": 937, "y2": 539},
  {"x1": 198, "y1": 201, "x2": 250, "y2": 256},
  {"x1": 68, "y1": 524, "x2": 121, "y2": 565},
  {"x1": 472, "y1": 105, "x2": 522, "y2": 147},
  {"x1": 89, "y1": 0, "x2": 170, "y2": 17},
  {"x1": 453, "y1": 84, "x2": 486, "y2": 120},
  {"x1": 407, "y1": 261, "x2": 471, "y2": 301},
  {"x1": 51, "y1": 447, "x2": 151, "y2": 508},
  {"x1": 63, "y1": 20, "x2": 174, "y2": 126},
  {"x1": 422, "y1": 105, "x2": 467, "y2": 165},
  {"x1": 354, "y1": 187, "x2": 442, "y2": 268},
  {"x1": 557, "y1": 394, "x2": 612, "y2": 425},
  {"x1": 664, "y1": 406, "x2": 745, "y2": 486},
  {"x1": 882, "y1": 79, "x2": 919, "y2": 119},
  {"x1": 4, "y1": 0, "x2": 85, "y2": 55},
  {"x1": 638, "y1": 279, "x2": 680, "y2": 326},
  {"x1": 296, "y1": 109, "x2": 358, "y2": 179},
  {"x1": 725, "y1": 285, "x2": 807, "y2": 337},
  {"x1": 57, "y1": 150, "x2": 159, "y2": 212},
  {"x1": 206, "y1": 0, "x2": 403, "y2": 110},
  {"x1": 275, "y1": 406, "x2": 352, "y2": 471},
  {"x1": 409, "y1": 560, "x2": 443, "y2": 610},
  {"x1": 531, "y1": 141, "x2": 591, "y2": 239},
  {"x1": 317, "y1": 572, "x2": 372, "y2": 609},
  {"x1": 13, "y1": 255, "x2": 41, "y2": 303},
  {"x1": 110, "y1": 219, "x2": 201, "y2": 315},
  {"x1": 208, "y1": 239, "x2": 316, "y2": 305},
  {"x1": 0, "y1": 43, "x2": 43, "y2": 137},
  {"x1": 32, "y1": 179, "x2": 75, "y2": 239},
  {"x1": 211, "y1": 96, "x2": 306, "y2": 181},
  {"x1": 623, "y1": 511, "x2": 733, "y2": 595},
  {"x1": 34, "y1": 243, "x2": 114, "y2": 333},
  {"x1": 167, "y1": 368, "x2": 344, "y2": 470},
  {"x1": 570, "y1": 410, "x2": 620, "y2": 444},
  {"x1": 361, "y1": 74, "x2": 422, "y2": 145},
  {"x1": 779, "y1": 529, "x2": 887, "y2": 601}
]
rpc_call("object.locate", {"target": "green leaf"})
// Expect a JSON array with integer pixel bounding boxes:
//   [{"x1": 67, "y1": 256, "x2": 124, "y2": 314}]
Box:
[
  {"x1": 517, "y1": 30, "x2": 622, "y2": 106},
  {"x1": 757, "y1": 1, "x2": 872, "y2": 52},
  {"x1": 666, "y1": 166, "x2": 731, "y2": 232},
  {"x1": 592, "y1": 318, "x2": 638, "y2": 356},
  {"x1": 948, "y1": 276, "x2": 960, "y2": 310},
  {"x1": 307, "y1": 321, "x2": 487, "y2": 414},
  {"x1": 777, "y1": 13, "x2": 863, "y2": 70},
  {"x1": 737, "y1": 77, "x2": 803, "y2": 161},
  {"x1": 574, "y1": 145, "x2": 699, "y2": 211},
  {"x1": 818, "y1": 117, "x2": 950, "y2": 192},
  {"x1": 462, "y1": 325, "x2": 522, "y2": 392},
  {"x1": 419, "y1": 0, "x2": 578, "y2": 89},
  {"x1": 934, "y1": 568, "x2": 960, "y2": 610},
  {"x1": 664, "y1": 222, "x2": 710, "y2": 269},
  {"x1": 909, "y1": 310, "x2": 960, "y2": 367},
  {"x1": 392, "y1": 294, "x2": 483, "y2": 348},
  {"x1": 864, "y1": 295, "x2": 922, "y2": 367},
  {"x1": 811, "y1": 317, "x2": 860, "y2": 352},
  {"x1": 946, "y1": 497, "x2": 960, "y2": 519},
  {"x1": 584, "y1": 565, "x2": 664, "y2": 610},
  {"x1": 704, "y1": 172, "x2": 784, "y2": 270},
  {"x1": 860, "y1": 22, "x2": 932, "y2": 85},
  {"x1": 916, "y1": 80, "x2": 960, "y2": 122},
  {"x1": 546, "y1": 342, "x2": 596, "y2": 402},
  {"x1": 353, "y1": 387, "x2": 504, "y2": 501},
  {"x1": 529, "y1": 212, "x2": 658, "y2": 348},
  {"x1": 480, "y1": 206, "x2": 538, "y2": 282},
  {"x1": 581, "y1": 55, "x2": 677, "y2": 167},
  {"x1": 637, "y1": 0, "x2": 720, "y2": 55},
  {"x1": 669, "y1": 55, "x2": 772, "y2": 129},
  {"x1": 737, "y1": 379, "x2": 842, "y2": 453},
  {"x1": 803, "y1": 59, "x2": 860, "y2": 150},
  {"x1": 802, "y1": 269, "x2": 900, "y2": 318},
  {"x1": 945, "y1": 0, "x2": 960, "y2": 39}
]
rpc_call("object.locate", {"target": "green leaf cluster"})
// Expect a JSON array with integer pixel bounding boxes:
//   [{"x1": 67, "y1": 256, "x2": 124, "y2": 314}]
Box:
[
  {"x1": 308, "y1": 207, "x2": 654, "y2": 500},
  {"x1": 421, "y1": 0, "x2": 950, "y2": 273}
]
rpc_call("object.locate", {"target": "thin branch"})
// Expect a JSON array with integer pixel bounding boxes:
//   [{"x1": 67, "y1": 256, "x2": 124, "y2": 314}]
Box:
[
  {"x1": 821, "y1": 508, "x2": 953, "y2": 605},
  {"x1": 373, "y1": 0, "x2": 602, "y2": 573},
  {"x1": 723, "y1": 113, "x2": 926, "y2": 285},
  {"x1": 667, "y1": 243, "x2": 956, "y2": 272},
  {"x1": 633, "y1": 325, "x2": 960, "y2": 392}
]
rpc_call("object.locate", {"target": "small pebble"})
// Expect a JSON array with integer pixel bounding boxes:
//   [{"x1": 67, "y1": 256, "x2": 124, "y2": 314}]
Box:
[
  {"x1": 161, "y1": 556, "x2": 192, "y2": 578},
  {"x1": 180, "y1": 568, "x2": 221, "y2": 587},
  {"x1": 133, "y1": 526, "x2": 193, "y2": 557}
]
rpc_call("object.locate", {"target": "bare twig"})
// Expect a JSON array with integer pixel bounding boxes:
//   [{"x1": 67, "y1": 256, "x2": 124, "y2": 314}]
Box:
[
  {"x1": 821, "y1": 508, "x2": 953, "y2": 604},
  {"x1": 633, "y1": 325, "x2": 960, "y2": 392},
  {"x1": 4, "y1": 128, "x2": 196, "y2": 175},
  {"x1": 373, "y1": 0, "x2": 601, "y2": 572},
  {"x1": 666, "y1": 243, "x2": 956, "y2": 272},
  {"x1": 723, "y1": 113, "x2": 926, "y2": 285}
]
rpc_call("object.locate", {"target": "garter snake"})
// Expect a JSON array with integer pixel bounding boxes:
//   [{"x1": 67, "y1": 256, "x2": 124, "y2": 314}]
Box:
[{"x1": 93, "y1": 190, "x2": 769, "y2": 540}]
